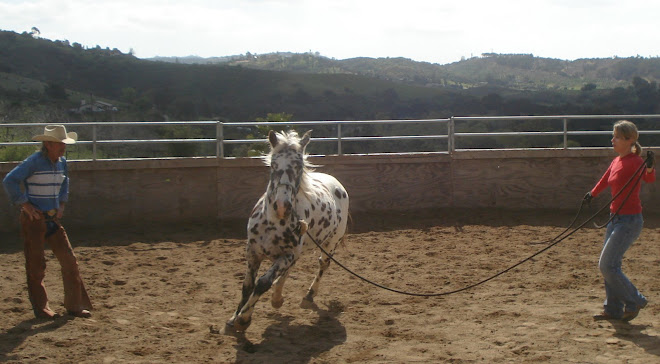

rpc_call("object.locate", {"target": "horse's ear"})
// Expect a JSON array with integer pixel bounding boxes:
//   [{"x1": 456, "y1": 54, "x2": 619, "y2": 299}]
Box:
[
  {"x1": 268, "y1": 130, "x2": 278, "y2": 148},
  {"x1": 300, "y1": 130, "x2": 312, "y2": 149}
]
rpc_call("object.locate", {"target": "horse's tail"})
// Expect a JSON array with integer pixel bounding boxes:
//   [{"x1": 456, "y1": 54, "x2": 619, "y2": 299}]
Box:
[
  {"x1": 347, "y1": 211, "x2": 353, "y2": 232},
  {"x1": 338, "y1": 235, "x2": 348, "y2": 252},
  {"x1": 339, "y1": 211, "x2": 352, "y2": 251}
]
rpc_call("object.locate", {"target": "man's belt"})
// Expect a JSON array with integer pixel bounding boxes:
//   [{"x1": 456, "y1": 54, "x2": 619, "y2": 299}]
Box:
[{"x1": 45, "y1": 209, "x2": 57, "y2": 218}]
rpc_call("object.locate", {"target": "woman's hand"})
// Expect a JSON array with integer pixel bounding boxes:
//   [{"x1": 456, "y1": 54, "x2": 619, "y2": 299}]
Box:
[{"x1": 646, "y1": 150, "x2": 655, "y2": 170}]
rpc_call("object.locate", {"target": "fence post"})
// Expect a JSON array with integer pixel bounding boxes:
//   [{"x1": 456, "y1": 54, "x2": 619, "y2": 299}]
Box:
[
  {"x1": 92, "y1": 124, "x2": 97, "y2": 161},
  {"x1": 448, "y1": 117, "x2": 455, "y2": 153},
  {"x1": 337, "y1": 123, "x2": 342, "y2": 155},
  {"x1": 563, "y1": 118, "x2": 568, "y2": 149},
  {"x1": 217, "y1": 121, "x2": 224, "y2": 158}
]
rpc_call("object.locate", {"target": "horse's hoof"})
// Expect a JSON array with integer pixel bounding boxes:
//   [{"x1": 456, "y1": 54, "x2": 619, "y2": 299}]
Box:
[
  {"x1": 232, "y1": 317, "x2": 252, "y2": 331},
  {"x1": 300, "y1": 298, "x2": 315, "y2": 309},
  {"x1": 271, "y1": 297, "x2": 284, "y2": 309},
  {"x1": 211, "y1": 324, "x2": 229, "y2": 335}
]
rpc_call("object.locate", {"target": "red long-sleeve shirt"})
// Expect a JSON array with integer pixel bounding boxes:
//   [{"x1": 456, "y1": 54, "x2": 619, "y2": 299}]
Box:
[{"x1": 591, "y1": 153, "x2": 656, "y2": 215}]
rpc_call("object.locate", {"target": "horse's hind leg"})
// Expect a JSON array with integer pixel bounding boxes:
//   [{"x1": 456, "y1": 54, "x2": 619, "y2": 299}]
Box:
[
  {"x1": 226, "y1": 256, "x2": 261, "y2": 329},
  {"x1": 231, "y1": 254, "x2": 296, "y2": 331},
  {"x1": 301, "y1": 238, "x2": 341, "y2": 308}
]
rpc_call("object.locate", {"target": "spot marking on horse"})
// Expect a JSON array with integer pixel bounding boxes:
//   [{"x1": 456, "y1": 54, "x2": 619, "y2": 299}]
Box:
[{"x1": 250, "y1": 224, "x2": 259, "y2": 235}]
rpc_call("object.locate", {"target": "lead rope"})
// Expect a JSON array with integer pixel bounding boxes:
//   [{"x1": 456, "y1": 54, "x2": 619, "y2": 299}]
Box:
[{"x1": 304, "y1": 154, "x2": 653, "y2": 297}]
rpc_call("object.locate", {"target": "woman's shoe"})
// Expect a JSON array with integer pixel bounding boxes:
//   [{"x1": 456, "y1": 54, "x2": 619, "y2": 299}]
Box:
[
  {"x1": 593, "y1": 311, "x2": 620, "y2": 321},
  {"x1": 622, "y1": 300, "x2": 648, "y2": 322},
  {"x1": 621, "y1": 310, "x2": 640, "y2": 322}
]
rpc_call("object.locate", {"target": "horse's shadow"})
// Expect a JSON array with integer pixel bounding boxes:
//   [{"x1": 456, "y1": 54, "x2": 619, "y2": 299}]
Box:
[
  {"x1": 612, "y1": 321, "x2": 660, "y2": 356},
  {"x1": 0, "y1": 317, "x2": 70, "y2": 361},
  {"x1": 232, "y1": 301, "x2": 347, "y2": 364}
]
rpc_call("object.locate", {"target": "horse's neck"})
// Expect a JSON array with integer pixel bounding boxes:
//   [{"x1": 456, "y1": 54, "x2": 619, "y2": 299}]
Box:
[
  {"x1": 262, "y1": 190, "x2": 306, "y2": 221},
  {"x1": 298, "y1": 172, "x2": 316, "y2": 197}
]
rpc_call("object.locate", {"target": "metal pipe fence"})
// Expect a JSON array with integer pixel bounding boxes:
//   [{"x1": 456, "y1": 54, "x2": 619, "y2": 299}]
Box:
[{"x1": 1, "y1": 115, "x2": 659, "y2": 161}]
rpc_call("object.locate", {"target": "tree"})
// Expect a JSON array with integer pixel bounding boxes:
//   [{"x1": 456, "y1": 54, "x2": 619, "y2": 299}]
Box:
[
  {"x1": 241, "y1": 113, "x2": 295, "y2": 156},
  {"x1": 45, "y1": 82, "x2": 67, "y2": 100},
  {"x1": 482, "y1": 93, "x2": 503, "y2": 113},
  {"x1": 581, "y1": 83, "x2": 597, "y2": 91},
  {"x1": 632, "y1": 76, "x2": 659, "y2": 113},
  {"x1": 120, "y1": 87, "x2": 138, "y2": 104},
  {"x1": 158, "y1": 125, "x2": 204, "y2": 157}
]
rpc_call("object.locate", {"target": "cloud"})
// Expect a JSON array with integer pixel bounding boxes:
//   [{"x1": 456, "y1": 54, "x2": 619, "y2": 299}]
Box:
[{"x1": 1, "y1": 0, "x2": 659, "y2": 63}]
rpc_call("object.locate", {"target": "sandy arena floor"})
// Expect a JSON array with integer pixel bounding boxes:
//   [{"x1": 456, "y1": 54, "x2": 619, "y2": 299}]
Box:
[{"x1": 1, "y1": 208, "x2": 659, "y2": 363}]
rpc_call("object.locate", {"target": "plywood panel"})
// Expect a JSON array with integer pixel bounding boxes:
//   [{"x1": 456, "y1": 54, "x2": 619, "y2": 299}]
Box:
[
  {"x1": 217, "y1": 166, "x2": 269, "y2": 219},
  {"x1": 1, "y1": 149, "x2": 658, "y2": 233}
]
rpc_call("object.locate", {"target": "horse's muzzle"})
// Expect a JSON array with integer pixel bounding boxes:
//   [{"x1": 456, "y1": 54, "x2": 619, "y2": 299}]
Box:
[{"x1": 275, "y1": 200, "x2": 292, "y2": 219}]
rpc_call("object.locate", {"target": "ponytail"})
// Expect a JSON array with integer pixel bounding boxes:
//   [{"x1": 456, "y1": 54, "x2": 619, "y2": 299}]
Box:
[{"x1": 614, "y1": 120, "x2": 642, "y2": 155}]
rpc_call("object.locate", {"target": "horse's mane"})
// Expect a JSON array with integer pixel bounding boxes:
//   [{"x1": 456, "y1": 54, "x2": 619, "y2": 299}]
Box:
[{"x1": 262, "y1": 130, "x2": 317, "y2": 196}]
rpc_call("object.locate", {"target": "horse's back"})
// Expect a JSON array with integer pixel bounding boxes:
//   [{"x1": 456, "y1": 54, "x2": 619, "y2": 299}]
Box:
[
  {"x1": 308, "y1": 172, "x2": 349, "y2": 210},
  {"x1": 302, "y1": 172, "x2": 349, "y2": 241},
  {"x1": 308, "y1": 171, "x2": 348, "y2": 195}
]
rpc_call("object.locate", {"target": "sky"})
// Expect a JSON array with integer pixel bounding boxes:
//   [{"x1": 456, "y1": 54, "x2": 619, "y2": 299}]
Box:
[{"x1": 1, "y1": 0, "x2": 659, "y2": 65}]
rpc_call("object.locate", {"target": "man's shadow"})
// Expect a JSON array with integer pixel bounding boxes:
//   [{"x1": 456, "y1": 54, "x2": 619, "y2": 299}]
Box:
[
  {"x1": 231, "y1": 300, "x2": 347, "y2": 364},
  {"x1": 612, "y1": 321, "x2": 660, "y2": 356},
  {"x1": 0, "y1": 317, "x2": 70, "y2": 361}
]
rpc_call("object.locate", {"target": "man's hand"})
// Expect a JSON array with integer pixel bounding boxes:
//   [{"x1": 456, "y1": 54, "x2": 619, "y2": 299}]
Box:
[
  {"x1": 21, "y1": 203, "x2": 41, "y2": 221},
  {"x1": 583, "y1": 192, "x2": 593, "y2": 204},
  {"x1": 646, "y1": 150, "x2": 655, "y2": 169},
  {"x1": 57, "y1": 204, "x2": 65, "y2": 219}
]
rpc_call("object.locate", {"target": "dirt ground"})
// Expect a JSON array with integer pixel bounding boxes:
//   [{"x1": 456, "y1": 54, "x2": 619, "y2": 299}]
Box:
[{"x1": 1, "y1": 208, "x2": 659, "y2": 363}]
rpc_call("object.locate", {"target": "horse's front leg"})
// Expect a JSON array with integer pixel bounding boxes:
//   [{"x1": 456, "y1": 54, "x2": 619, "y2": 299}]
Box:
[
  {"x1": 226, "y1": 256, "x2": 261, "y2": 329},
  {"x1": 272, "y1": 220, "x2": 306, "y2": 309},
  {"x1": 231, "y1": 253, "x2": 297, "y2": 331},
  {"x1": 271, "y1": 268, "x2": 291, "y2": 309}
]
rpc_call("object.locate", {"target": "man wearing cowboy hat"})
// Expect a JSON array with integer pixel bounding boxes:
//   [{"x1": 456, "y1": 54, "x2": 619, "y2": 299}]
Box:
[{"x1": 3, "y1": 125, "x2": 92, "y2": 319}]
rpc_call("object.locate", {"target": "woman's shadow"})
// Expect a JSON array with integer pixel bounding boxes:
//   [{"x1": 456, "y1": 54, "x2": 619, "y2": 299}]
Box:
[
  {"x1": 612, "y1": 321, "x2": 660, "y2": 356},
  {"x1": 0, "y1": 317, "x2": 70, "y2": 361},
  {"x1": 231, "y1": 300, "x2": 347, "y2": 364}
]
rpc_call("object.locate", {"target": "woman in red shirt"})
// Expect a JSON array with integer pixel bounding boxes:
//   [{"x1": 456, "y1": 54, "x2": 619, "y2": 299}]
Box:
[{"x1": 586, "y1": 120, "x2": 655, "y2": 322}]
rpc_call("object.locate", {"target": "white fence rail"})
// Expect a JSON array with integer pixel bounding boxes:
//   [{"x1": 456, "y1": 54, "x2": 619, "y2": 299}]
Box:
[{"x1": 1, "y1": 115, "x2": 660, "y2": 160}]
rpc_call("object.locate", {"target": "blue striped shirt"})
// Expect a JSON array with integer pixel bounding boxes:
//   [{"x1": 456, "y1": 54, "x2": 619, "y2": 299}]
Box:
[{"x1": 2, "y1": 151, "x2": 70, "y2": 212}]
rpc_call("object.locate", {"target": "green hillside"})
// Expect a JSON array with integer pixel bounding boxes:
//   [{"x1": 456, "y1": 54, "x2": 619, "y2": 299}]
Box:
[
  {"x1": 1, "y1": 29, "x2": 660, "y2": 159},
  {"x1": 1, "y1": 29, "x2": 659, "y2": 126},
  {"x1": 0, "y1": 30, "x2": 460, "y2": 122},
  {"x1": 154, "y1": 51, "x2": 660, "y2": 92}
]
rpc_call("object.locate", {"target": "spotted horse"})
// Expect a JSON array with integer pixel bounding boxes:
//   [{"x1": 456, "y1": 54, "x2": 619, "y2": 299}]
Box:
[{"x1": 226, "y1": 129, "x2": 349, "y2": 332}]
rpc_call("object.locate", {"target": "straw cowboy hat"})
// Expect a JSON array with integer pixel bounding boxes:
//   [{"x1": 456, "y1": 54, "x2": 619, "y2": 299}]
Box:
[{"x1": 32, "y1": 125, "x2": 78, "y2": 144}]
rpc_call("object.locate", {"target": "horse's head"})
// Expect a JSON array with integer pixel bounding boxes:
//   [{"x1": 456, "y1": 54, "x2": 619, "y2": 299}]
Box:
[{"x1": 265, "y1": 129, "x2": 311, "y2": 220}]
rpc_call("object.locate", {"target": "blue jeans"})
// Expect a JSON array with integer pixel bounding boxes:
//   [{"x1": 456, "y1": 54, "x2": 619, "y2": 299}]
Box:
[{"x1": 599, "y1": 213, "x2": 647, "y2": 317}]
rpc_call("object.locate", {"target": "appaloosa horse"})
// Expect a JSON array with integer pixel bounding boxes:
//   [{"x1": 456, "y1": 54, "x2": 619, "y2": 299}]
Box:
[{"x1": 226, "y1": 130, "x2": 349, "y2": 332}]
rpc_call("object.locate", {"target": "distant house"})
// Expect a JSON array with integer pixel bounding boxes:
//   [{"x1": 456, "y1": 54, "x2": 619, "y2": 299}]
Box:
[{"x1": 70, "y1": 99, "x2": 118, "y2": 113}]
